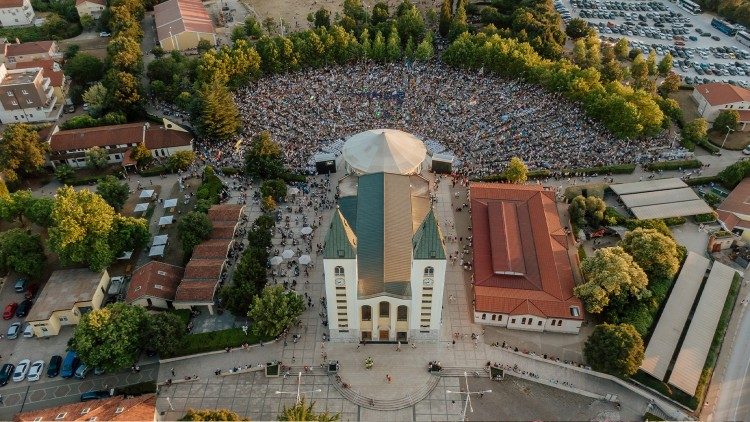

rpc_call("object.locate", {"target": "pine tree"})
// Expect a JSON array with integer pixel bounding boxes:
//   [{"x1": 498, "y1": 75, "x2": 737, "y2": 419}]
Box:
[
  {"x1": 415, "y1": 32, "x2": 434, "y2": 61},
  {"x1": 359, "y1": 28, "x2": 371, "y2": 57},
  {"x1": 439, "y1": 0, "x2": 452, "y2": 37},
  {"x1": 404, "y1": 36, "x2": 416, "y2": 60},
  {"x1": 195, "y1": 81, "x2": 240, "y2": 141},
  {"x1": 370, "y1": 30, "x2": 387, "y2": 62},
  {"x1": 386, "y1": 26, "x2": 402, "y2": 61},
  {"x1": 447, "y1": 2, "x2": 468, "y2": 41}
]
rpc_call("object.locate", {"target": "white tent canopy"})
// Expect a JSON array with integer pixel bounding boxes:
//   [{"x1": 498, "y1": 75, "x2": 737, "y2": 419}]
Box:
[
  {"x1": 342, "y1": 129, "x2": 426, "y2": 175},
  {"x1": 299, "y1": 255, "x2": 312, "y2": 265},
  {"x1": 153, "y1": 235, "x2": 168, "y2": 246},
  {"x1": 148, "y1": 245, "x2": 165, "y2": 257},
  {"x1": 270, "y1": 256, "x2": 283, "y2": 266},
  {"x1": 158, "y1": 215, "x2": 174, "y2": 226},
  {"x1": 134, "y1": 203, "x2": 149, "y2": 213},
  {"x1": 281, "y1": 249, "x2": 295, "y2": 259},
  {"x1": 139, "y1": 189, "x2": 155, "y2": 199},
  {"x1": 163, "y1": 198, "x2": 178, "y2": 208},
  {"x1": 300, "y1": 226, "x2": 313, "y2": 235}
]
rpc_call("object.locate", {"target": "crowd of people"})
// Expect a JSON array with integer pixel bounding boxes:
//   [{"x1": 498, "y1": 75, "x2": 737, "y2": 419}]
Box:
[{"x1": 230, "y1": 62, "x2": 677, "y2": 178}]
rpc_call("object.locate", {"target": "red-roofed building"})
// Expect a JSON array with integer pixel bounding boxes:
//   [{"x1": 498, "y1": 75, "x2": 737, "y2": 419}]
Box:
[
  {"x1": 75, "y1": 0, "x2": 105, "y2": 18},
  {"x1": 126, "y1": 261, "x2": 183, "y2": 309},
  {"x1": 15, "y1": 59, "x2": 66, "y2": 102},
  {"x1": 692, "y1": 83, "x2": 750, "y2": 130},
  {"x1": 14, "y1": 393, "x2": 156, "y2": 421},
  {"x1": 154, "y1": 0, "x2": 216, "y2": 51},
  {"x1": 470, "y1": 183, "x2": 583, "y2": 334},
  {"x1": 717, "y1": 177, "x2": 750, "y2": 241}
]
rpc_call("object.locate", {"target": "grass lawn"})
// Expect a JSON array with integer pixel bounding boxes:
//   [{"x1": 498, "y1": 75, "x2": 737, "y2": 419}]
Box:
[{"x1": 165, "y1": 328, "x2": 275, "y2": 358}]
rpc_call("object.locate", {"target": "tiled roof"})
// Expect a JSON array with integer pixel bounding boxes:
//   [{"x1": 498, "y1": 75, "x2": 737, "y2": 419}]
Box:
[
  {"x1": 207, "y1": 204, "x2": 244, "y2": 222},
  {"x1": 15, "y1": 59, "x2": 64, "y2": 87},
  {"x1": 470, "y1": 183, "x2": 583, "y2": 320},
  {"x1": 14, "y1": 394, "x2": 156, "y2": 421},
  {"x1": 0, "y1": 0, "x2": 23, "y2": 7},
  {"x1": 175, "y1": 279, "x2": 219, "y2": 302},
  {"x1": 154, "y1": 0, "x2": 215, "y2": 42},
  {"x1": 126, "y1": 261, "x2": 183, "y2": 302},
  {"x1": 211, "y1": 220, "x2": 238, "y2": 239},
  {"x1": 717, "y1": 178, "x2": 750, "y2": 230},
  {"x1": 192, "y1": 238, "x2": 232, "y2": 259},
  {"x1": 184, "y1": 258, "x2": 224, "y2": 279},
  {"x1": 49, "y1": 123, "x2": 193, "y2": 152},
  {"x1": 5, "y1": 41, "x2": 55, "y2": 57},
  {"x1": 76, "y1": 0, "x2": 105, "y2": 6},
  {"x1": 145, "y1": 126, "x2": 193, "y2": 150},
  {"x1": 695, "y1": 83, "x2": 750, "y2": 106}
]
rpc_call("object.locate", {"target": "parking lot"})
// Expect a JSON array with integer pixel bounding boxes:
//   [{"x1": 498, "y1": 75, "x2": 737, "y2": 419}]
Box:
[{"x1": 556, "y1": 0, "x2": 750, "y2": 88}]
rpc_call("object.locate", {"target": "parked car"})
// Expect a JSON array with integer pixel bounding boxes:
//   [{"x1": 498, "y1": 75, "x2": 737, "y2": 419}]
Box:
[
  {"x1": 22, "y1": 324, "x2": 33, "y2": 338},
  {"x1": 3, "y1": 302, "x2": 17, "y2": 320},
  {"x1": 60, "y1": 351, "x2": 79, "y2": 378},
  {"x1": 27, "y1": 360, "x2": 44, "y2": 381},
  {"x1": 81, "y1": 390, "x2": 112, "y2": 402},
  {"x1": 24, "y1": 284, "x2": 38, "y2": 300},
  {"x1": 12, "y1": 359, "x2": 30, "y2": 382},
  {"x1": 74, "y1": 364, "x2": 90, "y2": 380},
  {"x1": 47, "y1": 355, "x2": 62, "y2": 378},
  {"x1": 0, "y1": 364, "x2": 14, "y2": 385},
  {"x1": 13, "y1": 278, "x2": 27, "y2": 293},
  {"x1": 15, "y1": 300, "x2": 32, "y2": 318},
  {"x1": 7, "y1": 322, "x2": 20, "y2": 339},
  {"x1": 98, "y1": 32, "x2": 111, "y2": 37}
]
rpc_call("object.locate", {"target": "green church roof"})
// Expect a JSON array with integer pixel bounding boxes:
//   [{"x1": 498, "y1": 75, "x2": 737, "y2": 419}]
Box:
[
  {"x1": 323, "y1": 209, "x2": 357, "y2": 259},
  {"x1": 412, "y1": 209, "x2": 446, "y2": 260}
]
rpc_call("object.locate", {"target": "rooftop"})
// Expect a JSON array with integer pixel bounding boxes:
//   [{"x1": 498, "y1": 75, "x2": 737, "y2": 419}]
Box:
[
  {"x1": 76, "y1": 0, "x2": 105, "y2": 5},
  {"x1": 49, "y1": 123, "x2": 193, "y2": 152},
  {"x1": 15, "y1": 59, "x2": 63, "y2": 87},
  {"x1": 0, "y1": 0, "x2": 23, "y2": 7},
  {"x1": 126, "y1": 261, "x2": 183, "y2": 303},
  {"x1": 154, "y1": 0, "x2": 215, "y2": 42},
  {"x1": 695, "y1": 83, "x2": 750, "y2": 106},
  {"x1": 0, "y1": 67, "x2": 40, "y2": 86},
  {"x1": 26, "y1": 268, "x2": 106, "y2": 321},
  {"x1": 14, "y1": 394, "x2": 156, "y2": 422},
  {"x1": 342, "y1": 129, "x2": 427, "y2": 175},
  {"x1": 717, "y1": 177, "x2": 750, "y2": 231},
  {"x1": 4, "y1": 41, "x2": 55, "y2": 58}
]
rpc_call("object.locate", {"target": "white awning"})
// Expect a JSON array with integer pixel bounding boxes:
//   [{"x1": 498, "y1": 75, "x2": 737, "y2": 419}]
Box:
[
  {"x1": 163, "y1": 198, "x2": 178, "y2": 208},
  {"x1": 610, "y1": 178, "x2": 688, "y2": 195},
  {"x1": 342, "y1": 129, "x2": 426, "y2": 175},
  {"x1": 149, "y1": 245, "x2": 165, "y2": 257},
  {"x1": 153, "y1": 235, "x2": 168, "y2": 246},
  {"x1": 134, "y1": 203, "x2": 149, "y2": 213},
  {"x1": 158, "y1": 215, "x2": 174, "y2": 226},
  {"x1": 139, "y1": 189, "x2": 155, "y2": 199}
]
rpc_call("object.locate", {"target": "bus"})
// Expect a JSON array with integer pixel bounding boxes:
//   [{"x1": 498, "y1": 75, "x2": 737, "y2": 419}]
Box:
[
  {"x1": 738, "y1": 31, "x2": 750, "y2": 48},
  {"x1": 678, "y1": 0, "x2": 702, "y2": 14},
  {"x1": 711, "y1": 18, "x2": 738, "y2": 36}
]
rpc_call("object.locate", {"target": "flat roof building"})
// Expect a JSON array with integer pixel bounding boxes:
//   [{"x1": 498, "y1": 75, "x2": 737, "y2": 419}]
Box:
[
  {"x1": 154, "y1": 0, "x2": 216, "y2": 51},
  {"x1": 610, "y1": 178, "x2": 713, "y2": 220}
]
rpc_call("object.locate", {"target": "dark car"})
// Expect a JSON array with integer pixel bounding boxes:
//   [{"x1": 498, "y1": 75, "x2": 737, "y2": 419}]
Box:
[
  {"x1": 15, "y1": 300, "x2": 32, "y2": 318},
  {"x1": 3, "y1": 303, "x2": 17, "y2": 320},
  {"x1": 47, "y1": 355, "x2": 62, "y2": 378},
  {"x1": 80, "y1": 390, "x2": 112, "y2": 402},
  {"x1": 60, "y1": 351, "x2": 79, "y2": 379},
  {"x1": 0, "y1": 364, "x2": 14, "y2": 386},
  {"x1": 24, "y1": 284, "x2": 38, "y2": 300}
]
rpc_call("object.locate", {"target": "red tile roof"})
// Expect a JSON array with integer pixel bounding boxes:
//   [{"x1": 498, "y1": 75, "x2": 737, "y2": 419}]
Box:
[
  {"x1": 126, "y1": 261, "x2": 183, "y2": 303},
  {"x1": 192, "y1": 238, "x2": 233, "y2": 259},
  {"x1": 470, "y1": 183, "x2": 583, "y2": 320},
  {"x1": 15, "y1": 59, "x2": 64, "y2": 87},
  {"x1": 4, "y1": 41, "x2": 55, "y2": 57},
  {"x1": 184, "y1": 258, "x2": 224, "y2": 279},
  {"x1": 76, "y1": 0, "x2": 105, "y2": 6},
  {"x1": 146, "y1": 126, "x2": 193, "y2": 149},
  {"x1": 49, "y1": 123, "x2": 193, "y2": 152},
  {"x1": 211, "y1": 220, "x2": 238, "y2": 239},
  {"x1": 717, "y1": 178, "x2": 750, "y2": 231},
  {"x1": 14, "y1": 394, "x2": 156, "y2": 421},
  {"x1": 208, "y1": 204, "x2": 245, "y2": 222},
  {"x1": 737, "y1": 110, "x2": 750, "y2": 123},
  {"x1": 175, "y1": 279, "x2": 219, "y2": 302},
  {"x1": 695, "y1": 83, "x2": 750, "y2": 106},
  {"x1": 154, "y1": 0, "x2": 215, "y2": 42},
  {"x1": 0, "y1": 0, "x2": 23, "y2": 7}
]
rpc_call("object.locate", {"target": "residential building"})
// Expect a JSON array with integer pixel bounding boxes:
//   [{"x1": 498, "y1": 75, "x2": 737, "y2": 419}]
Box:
[
  {"x1": 0, "y1": 63, "x2": 61, "y2": 123},
  {"x1": 75, "y1": 0, "x2": 105, "y2": 19},
  {"x1": 25, "y1": 268, "x2": 110, "y2": 337},
  {"x1": 48, "y1": 122, "x2": 194, "y2": 168},
  {"x1": 470, "y1": 183, "x2": 584, "y2": 334},
  {"x1": 154, "y1": 0, "x2": 216, "y2": 51},
  {"x1": 14, "y1": 394, "x2": 156, "y2": 421},
  {"x1": 126, "y1": 261, "x2": 184, "y2": 309},
  {"x1": 717, "y1": 177, "x2": 750, "y2": 241},
  {"x1": 0, "y1": 0, "x2": 34, "y2": 27},
  {"x1": 692, "y1": 83, "x2": 750, "y2": 130},
  {"x1": 15, "y1": 59, "x2": 66, "y2": 101},
  {"x1": 323, "y1": 129, "x2": 446, "y2": 343},
  {"x1": 1, "y1": 40, "x2": 59, "y2": 65}
]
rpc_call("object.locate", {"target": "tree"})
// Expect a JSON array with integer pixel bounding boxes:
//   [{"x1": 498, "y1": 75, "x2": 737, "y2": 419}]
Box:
[
  {"x1": 386, "y1": 24, "x2": 402, "y2": 60},
  {"x1": 0, "y1": 124, "x2": 48, "y2": 183},
  {"x1": 107, "y1": 35, "x2": 144, "y2": 74},
  {"x1": 167, "y1": 150, "x2": 196, "y2": 171},
  {"x1": 193, "y1": 81, "x2": 240, "y2": 141},
  {"x1": 657, "y1": 53, "x2": 673, "y2": 76},
  {"x1": 573, "y1": 39, "x2": 587, "y2": 67},
  {"x1": 178, "y1": 211, "x2": 212, "y2": 257},
  {"x1": 23, "y1": 197, "x2": 53, "y2": 228},
  {"x1": 439, "y1": 0, "x2": 452, "y2": 36},
  {"x1": 569, "y1": 195, "x2": 606, "y2": 227},
  {"x1": 415, "y1": 34, "x2": 434, "y2": 61},
  {"x1": 69, "y1": 303, "x2": 149, "y2": 372},
  {"x1": 181, "y1": 409, "x2": 244, "y2": 421},
  {"x1": 372, "y1": 2, "x2": 390, "y2": 26},
  {"x1": 54, "y1": 164, "x2": 75, "y2": 182},
  {"x1": 0, "y1": 190, "x2": 31, "y2": 224},
  {"x1": 502, "y1": 157, "x2": 528, "y2": 183},
  {"x1": 48, "y1": 186, "x2": 116, "y2": 271},
  {"x1": 447, "y1": 2, "x2": 468, "y2": 41},
  {"x1": 614, "y1": 38, "x2": 629, "y2": 60},
  {"x1": 64, "y1": 53, "x2": 104, "y2": 85},
  {"x1": 660, "y1": 72, "x2": 680, "y2": 94},
  {"x1": 197, "y1": 39, "x2": 213, "y2": 54},
  {"x1": 646, "y1": 49, "x2": 657, "y2": 76},
  {"x1": 130, "y1": 142, "x2": 152, "y2": 166},
  {"x1": 261, "y1": 195, "x2": 277, "y2": 212},
  {"x1": 248, "y1": 285, "x2": 305, "y2": 338},
  {"x1": 260, "y1": 179, "x2": 288, "y2": 200},
  {"x1": 575, "y1": 247, "x2": 649, "y2": 314},
  {"x1": 96, "y1": 175, "x2": 129, "y2": 211},
  {"x1": 314, "y1": 8, "x2": 331, "y2": 28},
  {"x1": 244, "y1": 16, "x2": 263, "y2": 38},
  {"x1": 396, "y1": 1, "x2": 426, "y2": 44},
  {"x1": 566, "y1": 18, "x2": 594, "y2": 39},
  {"x1": 714, "y1": 109, "x2": 740, "y2": 134},
  {"x1": 370, "y1": 30, "x2": 387, "y2": 61},
  {"x1": 109, "y1": 215, "x2": 149, "y2": 257},
  {"x1": 0, "y1": 228, "x2": 45, "y2": 277},
  {"x1": 584, "y1": 323, "x2": 644, "y2": 377},
  {"x1": 620, "y1": 228, "x2": 680, "y2": 279},
  {"x1": 82, "y1": 82, "x2": 108, "y2": 116},
  {"x1": 682, "y1": 118, "x2": 708, "y2": 149},
  {"x1": 145, "y1": 312, "x2": 185, "y2": 357},
  {"x1": 0, "y1": 178, "x2": 8, "y2": 201},
  {"x1": 104, "y1": 70, "x2": 142, "y2": 114},
  {"x1": 85, "y1": 146, "x2": 109, "y2": 169},
  {"x1": 278, "y1": 398, "x2": 340, "y2": 421},
  {"x1": 245, "y1": 131, "x2": 284, "y2": 179}
]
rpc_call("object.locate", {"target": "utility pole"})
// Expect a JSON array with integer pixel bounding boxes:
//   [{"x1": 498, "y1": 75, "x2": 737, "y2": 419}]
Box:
[{"x1": 446, "y1": 371, "x2": 493, "y2": 421}]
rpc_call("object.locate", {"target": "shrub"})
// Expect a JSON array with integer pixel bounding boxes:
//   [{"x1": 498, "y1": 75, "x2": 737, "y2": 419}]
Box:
[
  {"x1": 565, "y1": 164, "x2": 636, "y2": 175},
  {"x1": 662, "y1": 216, "x2": 686, "y2": 226},
  {"x1": 604, "y1": 207, "x2": 627, "y2": 225},
  {"x1": 476, "y1": 169, "x2": 551, "y2": 182},
  {"x1": 164, "y1": 328, "x2": 274, "y2": 358},
  {"x1": 644, "y1": 159, "x2": 702, "y2": 171},
  {"x1": 221, "y1": 166, "x2": 242, "y2": 175},
  {"x1": 684, "y1": 175, "x2": 721, "y2": 187},
  {"x1": 718, "y1": 160, "x2": 750, "y2": 189},
  {"x1": 138, "y1": 166, "x2": 171, "y2": 177},
  {"x1": 701, "y1": 192, "x2": 722, "y2": 208}
]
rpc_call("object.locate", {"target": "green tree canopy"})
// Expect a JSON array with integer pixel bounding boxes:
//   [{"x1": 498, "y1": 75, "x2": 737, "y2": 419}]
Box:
[
  {"x1": 167, "y1": 150, "x2": 196, "y2": 172},
  {"x1": 260, "y1": 179, "x2": 288, "y2": 200},
  {"x1": 248, "y1": 285, "x2": 305, "y2": 338},
  {"x1": 614, "y1": 38, "x2": 629, "y2": 60},
  {"x1": 85, "y1": 146, "x2": 109, "y2": 169},
  {"x1": 569, "y1": 195, "x2": 606, "y2": 227},
  {"x1": 682, "y1": 118, "x2": 708, "y2": 150},
  {"x1": 447, "y1": 1, "x2": 468, "y2": 41},
  {"x1": 24, "y1": 197, "x2": 55, "y2": 227},
  {"x1": 714, "y1": 109, "x2": 740, "y2": 134},
  {"x1": 64, "y1": 53, "x2": 105, "y2": 85},
  {"x1": 278, "y1": 398, "x2": 340, "y2": 421},
  {"x1": 502, "y1": 156, "x2": 528, "y2": 183},
  {"x1": 177, "y1": 211, "x2": 212, "y2": 257},
  {"x1": 0, "y1": 124, "x2": 48, "y2": 183},
  {"x1": 565, "y1": 18, "x2": 594, "y2": 39},
  {"x1": 0, "y1": 190, "x2": 32, "y2": 224},
  {"x1": 0, "y1": 228, "x2": 45, "y2": 277},
  {"x1": 193, "y1": 81, "x2": 240, "y2": 141},
  {"x1": 575, "y1": 246, "x2": 649, "y2": 314},
  {"x1": 145, "y1": 312, "x2": 186, "y2": 357},
  {"x1": 69, "y1": 303, "x2": 149, "y2": 372},
  {"x1": 130, "y1": 142, "x2": 152, "y2": 165},
  {"x1": 109, "y1": 215, "x2": 150, "y2": 257},
  {"x1": 181, "y1": 409, "x2": 244, "y2": 421},
  {"x1": 314, "y1": 7, "x2": 332, "y2": 28},
  {"x1": 620, "y1": 227, "x2": 680, "y2": 279},
  {"x1": 660, "y1": 72, "x2": 680, "y2": 94},
  {"x1": 82, "y1": 82, "x2": 108, "y2": 117},
  {"x1": 245, "y1": 131, "x2": 284, "y2": 179},
  {"x1": 657, "y1": 53, "x2": 673, "y2": 76},
  {"x1": 584, "y1": 323, "x2": 644, "y2": 377},
  {"x1": 96, "y1": 175, "x2": 129, "y2": 211}
]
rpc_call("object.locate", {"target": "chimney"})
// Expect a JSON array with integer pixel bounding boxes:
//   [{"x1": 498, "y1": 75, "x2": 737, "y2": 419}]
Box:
[{"x1": 14, "y1": 38, "x2": 19, "y2": 44}]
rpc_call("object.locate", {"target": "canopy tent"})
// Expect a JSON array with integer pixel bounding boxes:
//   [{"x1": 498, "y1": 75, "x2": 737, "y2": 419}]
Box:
[
  {"x1": 281, "y1": 249, "x2": 295, "y2": 259},
  {"x1": 342, "y1": 129, "x2": 426, "y2": 175},
  {"x1": 299, "y1": 255, "x2": 312, "y2": 265},
  {"x1": 152, "y1": 235, "x2": 168, "y2": 246},
  {"x1": 288, "y1": 187, "x2": 300, "y2": 196},
  {"x1": 139, "y1": 189, "x2": 155, "y2": 199},
  {"x1": 270, "y1": 256, "x2": 283, "y2": 266},
  {"x1": 163, "y1": 198, "x2": 178, "y2": 208},
  {"x1": 158, "y1": 215, "x2": 174, "y2": 226},
  {"x1": 149, "y1": 245, "x2": 165, "y2": 257},
  {"x1": 134, "y1": 203, "x2": 149, "y2": 213},
  {"x1": 300, "y1": 226, "x2": 313, "y2": 235}
]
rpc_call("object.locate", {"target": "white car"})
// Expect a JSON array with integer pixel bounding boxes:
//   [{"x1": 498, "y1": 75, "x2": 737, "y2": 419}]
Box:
[
  {"x1": 22, "y1": 324, "x2": 33, "y2": 338},
  {"x1": 27, "y1": 360, "x2": 44, "y2": 381},
  {"x1": 12, "y1": 359, "x2": 29, "y2": 382},
  {"x1": 99, "y1": 32, "x2": 111, "y2": 37}
]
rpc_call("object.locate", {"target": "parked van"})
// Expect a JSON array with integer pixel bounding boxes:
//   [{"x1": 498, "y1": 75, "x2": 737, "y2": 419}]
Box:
[{"x1": 60, "y1": 351, "x2": 79, "y2": 379}]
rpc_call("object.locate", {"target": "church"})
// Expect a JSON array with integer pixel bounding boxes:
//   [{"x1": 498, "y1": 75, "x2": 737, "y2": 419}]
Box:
[{"x1": 323, "y1": 129, "x2": 447, "y2": 343}]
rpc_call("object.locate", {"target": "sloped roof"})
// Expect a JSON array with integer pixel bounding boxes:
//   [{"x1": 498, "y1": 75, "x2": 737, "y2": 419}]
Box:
[
  {"x1": 154, "y1": 0, "x2": 215, "y2": 42},
  {"x1": 4, "y1": 41, "x2": 55, "y2": 57},
  {"x1": 694, "y1": 83, "x2": 750, "y2": 106},
  {"x1": 0, "y1": 0, "x2": 23, "y2": 7},
  {"x1": 14, "y1": 394, "x2": 156, "y2": 422},
  {"x1": 342, "y1": 129, "x2": 426, "y2": 175},
  {"x1": 15, "y1": 59, "x2": 64, "y2": 87},
  {"x1": 718, "y1": 178, "x2": 750, "y2": 230},
  {"x1": 412, "y1": 209, "x2": 446, "y2": 260},
  {"x1": 126, "y1": 261, "x2": 183, "y2": 302},
  {"x1": 192, "y1": 238, "x2": 233, "y2": 259},
  {"x1": 207, "y1": 203, "x2": 244, "y2": 221},
  {"x1": 49, "y1": 123, "x2": 193, "y2": 152},
  {"x1": 470, "y1": 183, "x2": 583, "y2": 320},
  {"x1": 76, "y1": 0, "x2": 105, "y2": 6},
  {"x1": 323, "y1": 209, "x2": 357, "y2": 259}
]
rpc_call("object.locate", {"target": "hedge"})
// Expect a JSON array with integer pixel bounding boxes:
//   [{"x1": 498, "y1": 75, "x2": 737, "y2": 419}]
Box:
[
  {"x1": 662, "y1": 216, "x2": 686, "y2": 226},
  {"x1": 604, "y1": 207, "x2": 627, "y2": 225},
  {"x1": 644, "y1": 411, "x2": 665, "y2": 421},
  {"x1": 221, "y1": 166, "x2": 242, "y2": 175},
  {"x1": 116, "y1": 381, "x2": 157, "y2": 396},
  {"x1": 564, "y1": 183, "x2": 608, "y2": 201},
  {"x1": 697, "y1": 138, "x2": 721, "y2": 154},
  {"x1": 644, "y1": 159, "x2": 702, "y2": 171},
  {"x1": 476, "y1": 169, "x2": 551, "y2": 182},
  {"x1": 684, "y1": 175, "x2": 722, "y2": 187},
  {"x1": 138, "y1": 165, "x2": 172, "y2": 177},
  {"x1": 564, "y1": 163, "x2": 636, "y2": 175},
  {"x1": 164, "y1": 328, "x2": 274, "y2": 358}
]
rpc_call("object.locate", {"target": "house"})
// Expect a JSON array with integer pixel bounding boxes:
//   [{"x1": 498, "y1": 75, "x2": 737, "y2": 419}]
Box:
[
  {"x1": 692, "y1": 83, "x2": 750, "y2": 130},
  {"x1": 15, "y1": 59, "x2": 66, "y2": 101},
  {"x1": 0, "y1": 0, "x2": 34, "y2": 27},
  {"x1": 0, "y1": 63, "x2": 62, "y2": 124},
  {"x1": 48, "y1": 122, "x2": 194, "y2": 168},
  {"x1": 25, "y1": 268, "x2": 110, "y2": 337},
  {"x1": 14, "y1": 394, "x2": 156, "y2": 421},
  {"x1": 717, "y1": 177, "x2": 750, "y2": 241},
  {"x1": 1, "y1": 40, "x2": 59, "y2": 65},
  {"x1": 75, "y1": 0, "x2": 105, "y2": 19},
  {"x1": 470, "y1": 183, "x2": 584, "y2": 334},
  {"x1": 154, "y1": 0, "x2": 216, "y2": 51},
  {"x1": 126, "y1": 261, "x2": 183, "y2": 309}
]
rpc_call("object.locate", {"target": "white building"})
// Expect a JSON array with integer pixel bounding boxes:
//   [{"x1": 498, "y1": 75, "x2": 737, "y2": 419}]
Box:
[
  {"x1": 0, "y1": 0, "x2": 34, "y2": 27},
  {"x1": 323, "y1": 129, "x2": 446, "y2": 343},
  {"x1": 692, "y1": 83, "x2": 750, "y2": 130}
]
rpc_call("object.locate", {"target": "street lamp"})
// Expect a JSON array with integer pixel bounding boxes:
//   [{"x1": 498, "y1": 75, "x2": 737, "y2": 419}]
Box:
[
  {"x1": 721, "y1": 125, "x2": 735, "y2": 149},
  {"x1": 446, "y1": 372, "x2": 493, "y2": 421},
  {"x1": 275, "y1": 372, "x2": 322, "y2": 405}
]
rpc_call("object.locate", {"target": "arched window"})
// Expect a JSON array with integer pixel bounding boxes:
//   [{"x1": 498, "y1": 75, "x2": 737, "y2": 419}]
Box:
[
  {"x1": 334, "y1": 266, "x2": 345, "y2": 277},
  {"x1": 379, "y1": 301, "x2": 390, "y2": 318},
  {"x1": 361, "y1": 305, "x2": 371, "y2": 321},
  {"x1": 397, "y1": 305, "x2": 408, "y2": 321},
  {"x1": 423, "y1": 266, "x2": 434, "y2": 277}
]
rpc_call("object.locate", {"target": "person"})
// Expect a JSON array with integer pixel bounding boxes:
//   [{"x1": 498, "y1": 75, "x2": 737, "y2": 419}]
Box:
[
  {"x1": 170, "y1": 368, "x2": 175, "y2": 377},
  {"x1": 386, "y1": 374, "x2": 392, "y2": 383}
]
